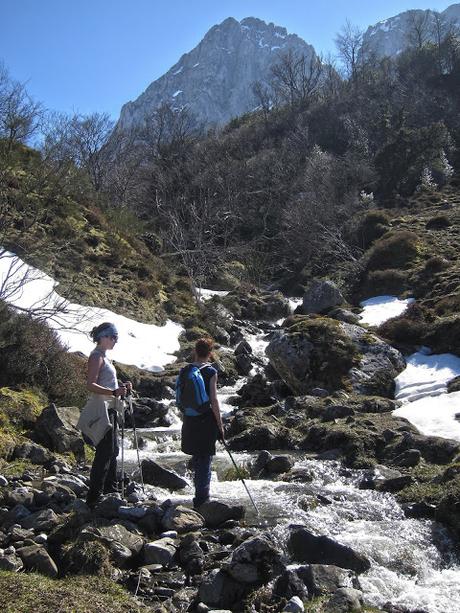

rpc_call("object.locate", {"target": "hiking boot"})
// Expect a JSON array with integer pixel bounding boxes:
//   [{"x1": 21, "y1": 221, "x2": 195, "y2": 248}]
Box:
[
  {"x1": 86, "y1": 494, "x2": 102, "y2": 510},
  {"x1": 193, "y1": 496, "x2": 210, "y2": 510}
]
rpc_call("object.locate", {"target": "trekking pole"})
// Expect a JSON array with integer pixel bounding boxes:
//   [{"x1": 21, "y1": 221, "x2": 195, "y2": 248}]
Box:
[
  {"x1": 120, "y1": 396, "x2": 126, "y2": 500},
  {"x1": 127, "y1": 392, "x2": 145, "y2": 494},
  {"x1": 222, "y1": 439, "x2": 259, "y2": 515}
]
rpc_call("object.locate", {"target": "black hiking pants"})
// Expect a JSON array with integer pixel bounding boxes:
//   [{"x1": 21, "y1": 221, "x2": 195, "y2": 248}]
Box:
[{"x1": 86, "y1": 408, "x2": 119, "y2": 504}]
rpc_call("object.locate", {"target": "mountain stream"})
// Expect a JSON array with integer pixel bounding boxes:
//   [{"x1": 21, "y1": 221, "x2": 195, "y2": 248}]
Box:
[{"x1": 122, "y1": 296, "x2": 460, "y2": 613}]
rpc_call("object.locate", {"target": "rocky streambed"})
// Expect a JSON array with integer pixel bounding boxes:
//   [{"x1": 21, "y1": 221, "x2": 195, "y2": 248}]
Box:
[{"x1": 1, "y1": 285, "x2": 460, "y2": 612}]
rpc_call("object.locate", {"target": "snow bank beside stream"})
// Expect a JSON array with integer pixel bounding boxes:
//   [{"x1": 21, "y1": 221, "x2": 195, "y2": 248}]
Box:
[{"x1": 0, "y1": 250, "x2": 183, "y2": 372}]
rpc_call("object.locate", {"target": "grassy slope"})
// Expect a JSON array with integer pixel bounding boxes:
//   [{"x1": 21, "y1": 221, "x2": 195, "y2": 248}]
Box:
[
  {"x1": 2, "y1": 145, "x2": 197, "y2": 324},
  {"x1": 0, "y1": 572, "x2": 147, "y2": 613},
  {"x1": 356, "y1": 181, "x2": 460, "y2": 308}
]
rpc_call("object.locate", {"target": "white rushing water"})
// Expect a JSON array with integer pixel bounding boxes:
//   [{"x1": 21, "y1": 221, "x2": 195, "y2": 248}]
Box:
[
  {"x1": 121, "y1": 299, "x2": 460, "y2": 613},
  {"x1": 123, "y1": 426, "x2": 460, "y2": 613},
  {"x1": 0, "y1": 250, "x2": 183, "y2": 371}
]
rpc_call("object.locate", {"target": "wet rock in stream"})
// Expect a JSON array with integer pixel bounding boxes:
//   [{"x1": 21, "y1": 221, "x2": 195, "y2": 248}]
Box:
[
  {"x1": 141, "y1": 459, "x2": 188, "y2": 490},
  {"x1": 288, "y1": 528, "x2": 371, "y2": 574}
]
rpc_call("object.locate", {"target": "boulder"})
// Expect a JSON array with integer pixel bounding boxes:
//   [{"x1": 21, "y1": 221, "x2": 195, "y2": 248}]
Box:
[
  {"x1": 322, "y1": 405, "x2": 355, "y2": 422},
  {"x1": 250, "y1": 450, "x2": 273, "y2": 477},
  {"x1": 288, "y1": 528, "x2": 371, "y2": 574},
  {"x1": 343, "y1": 322, "x2": 405, "y2": 397},
  {"x1": 118, "y1": 505, "x2": 148, "y2": 521},
  {"x1": 8, "y1": 526, "x2": 35, "y2": 543},
  {"x1": 198, "y1": 501, "x2": 245, "y2": 529},
  {"x1": 229, "y1": 425, "x2": 285, "y2": 451},
  {"x1": 94, "y1": 495, "x2": 124, "y2": 519},
  {"x1": 126, "y1": 397, "x2": 169, "y2": 428},
  {"x1": 393, "y1": 449, "x2": 421, "y2": 468},
  {"x1": 235, "y1": 353, "x2": 253, "y2": 376},
  {"x1": 79, "y1": 522, "x2": 144, "y2": 564},
  {"x1": 283, "y1": 597, "x2": 305, "y2": 613},
  {"x1": 266, "y1": 317, "x2": 404, "y2": 396},
  {"x1": 141, "y1": 459, "x2": 188, "y2": 490},
  {"x1": 20, "y1": 508, "x2": 62, "y2": 532},
  {"x1": 0, "y1": 552, "x2": 23, "y2": 571},
  {"x1": 238, "y1": 290, "x2": 291, "y2": 321},
  {"x1": 144, "y1": 537, "x2": 176, "y2": 567},
  {"x1": 179, "y1": 532, "x2": 204, "y2": 575},
  {"x1": 44, "y1": 475, "x2": 88, "y2": 497},
  {"x1": 325, "y1": 587, "x2": 363, "y2": 612},
  {"x1": 266, "y1": 455, "x2": 294, "y2": 475},
  {"x1": 138, "y1": 506, "x2": 163, "y2": 535},
  {"x1": 402, "y1": 502, "x2": 436, "y2": 519},
  {"x1": 273, "y1": 569, "x2": 309, "y2": 600},
  {"x1": 161, "y1": 505, "x2": 204, "y2": 533},
  {"x1": 34, "y1": 404, "x2": 84, "y2": 459},
  {"x1": 359, "y1": 465, "x2": 402, "y2": 490},
  {"x1": 198, "y1": 568, "x2": 246, "y2": 609},
  {"x1": 413, "y1": 435, "x2": 460, "y2": 464},
  {"x1": 16, "y1": 544, "x2": 58, "y2": 577},
  {"x1": 225, "y1": 535, "x2": 283, "y2": 584},
  {"x1": 300, "y1": 564, "x2": 358, "y2": 596},
  {"x1": 237, "y1": 374, "x2": 276, "y2": 408},
  {"x1": 302, "y1": 280, "x2": 344, "y2": 314},
  {"x1": 2, "y1": 487, "x2": 34, "y2": 509},
  {"x1": 328, "y1": 308, "x2": 361, "y2": 325},
  {"x1": 13, "y1": 442, "x2": 53, "y2": 465},
  {"x1": 378, "y1": 475, "x2": 414, "y2": 493},
  {"x1": 34, "y1": 481, "x2": 76, "y2": 507},
  {"x1": 235, "y1": 340, "x2": 253, "y2": 356}
]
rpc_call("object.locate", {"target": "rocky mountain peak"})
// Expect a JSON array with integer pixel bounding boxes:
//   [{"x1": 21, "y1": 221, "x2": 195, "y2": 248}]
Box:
[
  {"x1": 115, "y1": 16, "x2": 316, "y2": 131},
  {"x1": 363, "y1": 3, "x2": 460, "y2": 59}
]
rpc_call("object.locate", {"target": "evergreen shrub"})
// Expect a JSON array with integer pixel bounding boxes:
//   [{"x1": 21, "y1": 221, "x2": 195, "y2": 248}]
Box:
[
  {"x1": 378, "y1": 303, "x2": 426, "y2": 347},
  {"x1": 366, "y1": 269, "x2": 408, "y2": 295},
  {"x1": 356, "y1": 210, "x2": 391, "y2": 249},
  {"x1": 366, "y1": 231, "x2": 419, "y2": 271},
  {"x1": 423, "y1": 256, "x2": 450, "y2": 273},
  {"x1": 0, "y1": 303, "x2": 86, "y2": 406},
  {"x1": 425, "y1": 215, "x2": 451, "y2": 230}
]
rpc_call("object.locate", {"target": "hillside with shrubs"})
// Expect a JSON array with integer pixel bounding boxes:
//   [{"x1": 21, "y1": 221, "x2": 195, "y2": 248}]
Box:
[{"x1": 1, "y1": 28, "x2": 460, "y2": 458}]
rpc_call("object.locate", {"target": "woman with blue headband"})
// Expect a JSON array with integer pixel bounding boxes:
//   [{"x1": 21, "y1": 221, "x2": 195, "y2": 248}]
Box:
[{"x1": 78, "y1": 321, "x2": 131, "y2": 508}]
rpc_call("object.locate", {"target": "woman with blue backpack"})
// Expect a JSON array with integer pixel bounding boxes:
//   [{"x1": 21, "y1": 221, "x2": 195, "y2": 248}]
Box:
[{"x1": 176, "y1": 337, "x2": 224, "y2": 508}]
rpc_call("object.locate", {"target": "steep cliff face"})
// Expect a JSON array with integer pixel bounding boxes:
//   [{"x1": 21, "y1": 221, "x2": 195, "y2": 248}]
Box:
[
  {"x1": 363, "y1": 3, "x2": 460, "y2": 59},
  {"x1": 115, "y1": 16, "x2": 317, "y2": 129}
]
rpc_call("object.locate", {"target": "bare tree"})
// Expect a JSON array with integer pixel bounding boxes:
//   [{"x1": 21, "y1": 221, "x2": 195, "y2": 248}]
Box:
[
  {"x1": 431, "y1": 12, "x2": 460, "y2": 73},
  {"x1": 39, "y1": 110, "x2": 113, "y2": 192},
  {"x1": 270, "y1": 50, "x2": 324, "y2": 109},
  {"x1": 406, "y1": 10, "x2": 432, "y2": 50},
  {"x1": 0, "y1": 63, "x2": 42, "y2": 153},
  {"x1": 159, "y1": 199, "x2": 226, "y2": 302},
  {"x1": 69, "y1": 112, "x2": 114, "y2": 191},
  {"x1": 321, "y1": 53, "x2": 342, "y2": 101},
  {"x1": 251, "y1": 80, "x2": 273, "y2": 122},
  {"x1": 102, "y1": 126, "x2": 147, "y2": 208},
  {"x1": 335, "y1": 20, "x2": 367, "y2": 83}
]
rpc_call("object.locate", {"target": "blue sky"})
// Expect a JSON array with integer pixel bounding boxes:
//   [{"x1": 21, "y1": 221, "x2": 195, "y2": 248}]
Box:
[{"x1": 0, "y1": 0, "x2": 455, "y2": 119}]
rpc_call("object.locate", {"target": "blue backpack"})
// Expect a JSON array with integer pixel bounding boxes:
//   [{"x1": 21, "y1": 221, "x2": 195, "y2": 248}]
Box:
[{"x1": 176, "y1": 364, "x2": 211, "y2": 416}]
